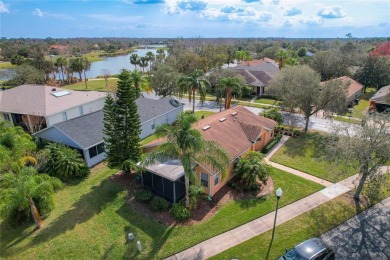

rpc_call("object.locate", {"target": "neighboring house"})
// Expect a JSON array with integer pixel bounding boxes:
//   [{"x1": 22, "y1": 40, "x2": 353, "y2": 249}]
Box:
[
  {"x1": 322, "y1": 76, "x2": 364, "y2": 106},
  {"x1": 34, "y1": 97, "x2": 184, "y2": 167},
  {"x1": 0, "y1": 84, "x2": 106, "y2": 132},
  {"x1": 141, "y1": 106, "x2": 277, "y2": 203},
  {"x1": 370, "y1": 85, "x2": 390, "y2": 112},
  {"x1": 233, "y1": 58, "x2": 279, "y2": 96}
]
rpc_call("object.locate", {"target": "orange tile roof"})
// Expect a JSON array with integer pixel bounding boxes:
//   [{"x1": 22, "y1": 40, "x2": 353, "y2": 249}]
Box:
[{"x1": 322, "y1": 76, "x2": 364, "y2": 99}]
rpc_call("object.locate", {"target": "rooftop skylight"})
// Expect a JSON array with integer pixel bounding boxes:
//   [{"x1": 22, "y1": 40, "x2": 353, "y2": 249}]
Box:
[{"x1": 52, "y1": 91, "x2": 70, "y2": 98}]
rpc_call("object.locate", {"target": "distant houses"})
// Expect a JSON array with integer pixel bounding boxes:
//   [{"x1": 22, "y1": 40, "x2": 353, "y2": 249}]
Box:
[
  {"x1": 370, "y1": 85, "x2": 390, "y2": 112},
  {"x1": 233, "y1": 58, "x2": 279, "y2": 96},
  {"x1": 321, "y1": 76, "x2": 364, "y2": 106}
]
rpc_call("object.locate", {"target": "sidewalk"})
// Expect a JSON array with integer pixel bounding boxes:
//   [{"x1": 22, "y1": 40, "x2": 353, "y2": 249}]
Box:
[{"x1": 166, "y1": 175, "x2": 358, "y2": 260}]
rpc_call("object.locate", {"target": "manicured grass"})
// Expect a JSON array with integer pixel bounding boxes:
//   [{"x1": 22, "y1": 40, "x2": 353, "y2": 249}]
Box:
[
  {"x1": 343, "y1": 88, "x2": 376, "y2": 119},
  {"x1": 270, "y1": 133, "x2": 358, "y2": 182},
  {"x1": 139, "y1": 134, "x2": 159, "y2": 146},
  {"x1": 254, "y1": 97, "x2": 281, "y2": 105},
  {"x1": 333, "y1": 115, "x2": 362, "y2": 124},
  {"x1": 64, "y1": 78, "x2": 118, "y2": 92},
  {"x1": 211, "y1": 174, "x2": 390, "y2": 260},
  {"x1": 0, "y1": 62, "x2": 16, "y2": 69},
  {"x1": 195, "y1": 110, "x2": 216, "y2": 119},
  {"x1": 0, "y1": 165, "x2": 322, "y2": 259}
]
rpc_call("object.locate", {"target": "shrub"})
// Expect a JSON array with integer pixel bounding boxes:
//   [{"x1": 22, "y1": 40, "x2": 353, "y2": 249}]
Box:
[
  {"x1": 260, "y1": 108, "x2": 283, "y2": 125},
  {"x1": 243, "y1": 185, "x2": 251, "y2": 192},
  {"x1": 149, "y1": 196, "x2": 170, "y2": 212},
  {"x1": 170, "y1": 203, "x2": 191, "y2": 221},
  {"x1": 262, "y1": 134, "x2": 282, "y2": 154},
  {"x1": 134, "y1": 189, "x2": 153, "y2": 203},
  {"x1": 251, "y1": 184, "x2": 260, "y2": 191},
  {"x1": 234, "y1": 152, "x2": 270, "y2": 186},
  {"x1": 292, "y1": 129, "x2": 301, "y2": 136}
]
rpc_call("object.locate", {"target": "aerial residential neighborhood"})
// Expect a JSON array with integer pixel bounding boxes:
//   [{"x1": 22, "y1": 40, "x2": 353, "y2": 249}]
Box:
[{"x1": 1, "y1": 1, "x2": 390, "y2": 260}]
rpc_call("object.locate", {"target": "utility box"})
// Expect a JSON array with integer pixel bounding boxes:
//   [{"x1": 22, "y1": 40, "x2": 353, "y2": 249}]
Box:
[{"x1": 127, "y1": 233, "x2": 135, "y2": 241}]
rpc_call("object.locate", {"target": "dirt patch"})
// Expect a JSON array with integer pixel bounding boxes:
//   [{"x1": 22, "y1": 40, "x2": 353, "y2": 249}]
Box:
[{"x1": 111, "y1": 172, "x2": 274, "y2": 226}]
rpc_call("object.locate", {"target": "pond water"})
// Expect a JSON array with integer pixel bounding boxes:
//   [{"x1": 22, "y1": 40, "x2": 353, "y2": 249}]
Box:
[{"x1": 0, "y1": 48, "x2": 165, "y2": 81}]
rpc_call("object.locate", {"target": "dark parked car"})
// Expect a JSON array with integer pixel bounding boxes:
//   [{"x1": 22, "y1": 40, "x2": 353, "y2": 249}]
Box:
[{"x1": 278, "y1": 238, "x2": 335, "y2": 260}]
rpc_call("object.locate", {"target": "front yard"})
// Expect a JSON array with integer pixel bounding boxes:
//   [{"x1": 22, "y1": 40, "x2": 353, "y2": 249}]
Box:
[
  {"x1": 64, "y1": 78, "x2": 118, "y2": 92},
  {"x1": 270, "y1": 133, "x2": 358, "y2": 182},
  {"x1": 0, "y1": 164, "x2": 323, "y2": 259}
]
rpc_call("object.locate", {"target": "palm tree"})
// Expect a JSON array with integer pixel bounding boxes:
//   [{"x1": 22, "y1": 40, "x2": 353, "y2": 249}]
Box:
[
  {"x1": 130, "y1": 53, "x2": 139, "y2": 70},
  {"x1": 234, "y1": 152, "x2": 271, "y2": 186},
  {"x1": 142, "y1": 112, "x2": 229, "y2": 208},
  {"x1": 156, "y1": 48, "x2": 166, "y2": 63},
  {"x1": 145, "y1": 51, "x2": 155, "y2": 71},
  {"x1": 54, "y1": 56, "x2": 67, "y2": 82},
  {"x1": 69, "y1": 57, "x2": 83, "y2": 81},
  {"x1": 216, "y1": 77, "x2": 242, "y2": 109},
  {"x1": 0, "y1": 167, "x2": 62, "y2": 229},
  {"x1": 130, "y1": 69, "x2": 149, "y2": 97},
  {"x1": 275, "y1": 49, "x2": 288, "y2": 69},
  {"x1": 178, "y1": 69, "x2": 210, "y2": 112},
  {"x1": 138, "y1": 56, "x2": 149, "y2": 73},
  {"x1": 81, "y1": 57, "x2": 91, "y2": 89}
]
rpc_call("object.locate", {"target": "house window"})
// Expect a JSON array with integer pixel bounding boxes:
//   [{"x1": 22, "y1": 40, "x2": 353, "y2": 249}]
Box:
[
  {"x1": 62, "y1": 112, "x2": 68, "y2": 121},
  {"x1": 214, "y1": 175, "x2": 219, "y2": 186},
  {"x1": 79, "y1": 106, "x2": 84, "y2": 116},
  {"x1": 3, "y1": 113, "x2": 10, "y2": 122},
  {"x1": 88, "y1": 142, "x2": 105, "y2": 159},
  {"x1": 201, "y1": 172, "x2": 208, "y2": 188}
]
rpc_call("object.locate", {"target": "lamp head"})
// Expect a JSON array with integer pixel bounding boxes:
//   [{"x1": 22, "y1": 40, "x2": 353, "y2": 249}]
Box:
[{"x1": 276, "y1": 187, "x2": 283, "y2": 198}]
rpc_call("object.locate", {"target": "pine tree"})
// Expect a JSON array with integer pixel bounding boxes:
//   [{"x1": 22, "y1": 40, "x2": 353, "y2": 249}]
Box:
[{"x1": 103, "y1": 69, "x2": 142, "y2": 169}]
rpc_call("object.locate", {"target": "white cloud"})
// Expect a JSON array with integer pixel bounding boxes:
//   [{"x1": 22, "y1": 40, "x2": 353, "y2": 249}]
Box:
[
  {"x1": 87, "y1": 14, "x2": 142, "y2": 23},
  {"x1": 300, "y1": 16, "x2": 323, "y2": 25},
  {"x1": 33, "y1": 8, "x2": 47, "y2": 17},
  {"x1": 0, "y1": 1, "x2": 9, "y2": 13},
  {"x1": 317, "y1": 5, "x2": 345, "y2": 19},
  {"x1": 284, "y1": 7, "x2": 301, "y2": 16}
]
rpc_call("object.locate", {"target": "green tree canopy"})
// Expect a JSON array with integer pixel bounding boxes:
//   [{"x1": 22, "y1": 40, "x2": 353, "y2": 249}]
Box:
[
  {"x1": 178, "y1": 69, "x2": 210, "y2": 112},
  {"x1": 234, "y1": 152, "x2": 271, "y2": 186},
  {"x1": 216, "y1": 77, "x2": 242, "y2": 109}
]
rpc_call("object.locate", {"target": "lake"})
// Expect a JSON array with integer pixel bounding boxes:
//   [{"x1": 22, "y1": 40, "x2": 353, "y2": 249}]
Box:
[{"x1": 0, "y1": 48, "x2": 164, "y2": 81}]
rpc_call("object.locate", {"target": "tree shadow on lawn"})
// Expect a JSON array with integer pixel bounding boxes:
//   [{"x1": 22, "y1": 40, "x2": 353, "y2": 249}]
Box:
[
  {"x1": 115, "y1": 204, "x2": 175, "y2": 259},
  {"x1": 239, "y1": 196, "x2": 268, "y2": 209},
  {"x1": 281, "y1": 133, "x2": 327, "y2": 159},
  {"x1": 1, "y1": 177, "x2": 124, "y2": 257}
]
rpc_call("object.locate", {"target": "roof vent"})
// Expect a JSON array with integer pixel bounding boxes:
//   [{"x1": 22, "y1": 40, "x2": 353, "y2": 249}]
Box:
[
  {"x1": 52, "y1": 90, "x2": 70, "y2": 97},
  {"x1": 219, "y1": 117, "x2": 226, "y2": 122},
  {"x1": 231, "y1": 112, "x2": 238, "y2": 116},
  {"x1": 52, "y1": 88, "x2": 56, "y2": 91},
  {"x1": 202, "y1": 125, "x2": 211, "y2": 131}
]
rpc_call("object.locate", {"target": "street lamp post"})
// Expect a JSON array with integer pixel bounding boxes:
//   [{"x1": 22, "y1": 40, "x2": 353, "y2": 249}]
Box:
[{"x1": 265, "y1": 187, "x2": 283, "y2": 260}]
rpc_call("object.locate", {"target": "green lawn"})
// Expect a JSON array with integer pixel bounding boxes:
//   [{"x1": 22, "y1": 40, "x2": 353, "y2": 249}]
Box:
[
  {"x1": 343, "y1": 88, "x2": 376, "y2": 119},
  {"x1": 0, "y1": 165, "x2": 323, "y2": 259},
  {"x1": 195, "y1": 110, "x2": 216, "y2": 119},
  {"x1": 64, "y1": 78, "x2": 118, "y2": 92},
  {"x1": 254, "y1": 97, "x2": 281, "y2": 106},
  {"x1": 333, "y1": 115, "x2": 362, "y2": 124},
  {"x1": 211, "y1": 174, "x2": 390, "y2": 260},
  {"x1": 270, "y1": 133, "x2": 358, "y2": 182},
  {"x1": 139, "y1": 134, "x2": 159, "y2": 146},
  {"x1": 0, "y1": 62, "x2": 15, "y2": 69}
]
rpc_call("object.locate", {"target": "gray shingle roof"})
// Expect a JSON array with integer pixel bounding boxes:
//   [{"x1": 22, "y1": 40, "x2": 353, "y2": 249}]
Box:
[{"x1": 38, "y1": 96, "x2": 183, "y2": 149}]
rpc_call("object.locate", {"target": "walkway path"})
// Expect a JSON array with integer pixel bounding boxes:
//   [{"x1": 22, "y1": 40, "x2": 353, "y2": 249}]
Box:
[
  {"x1": 166, "y1": 175, "x2": 359, "y2": 260},
  {"x1": 264, "y1": 135, "x2": 334, "y2": 187}
]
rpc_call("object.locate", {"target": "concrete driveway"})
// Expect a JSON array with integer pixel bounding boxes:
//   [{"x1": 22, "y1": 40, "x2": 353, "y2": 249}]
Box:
[{"x1": 321, "y1": 197, "x2": 390, "y2": 260}]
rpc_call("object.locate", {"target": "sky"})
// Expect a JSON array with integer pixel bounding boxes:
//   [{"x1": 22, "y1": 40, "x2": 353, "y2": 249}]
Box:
[{"x1": 0, "y1": 0, "x2": 389, "y2": 38}]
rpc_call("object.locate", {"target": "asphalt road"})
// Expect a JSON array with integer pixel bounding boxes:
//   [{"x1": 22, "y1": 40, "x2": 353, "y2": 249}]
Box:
[{"x1": 321, "y1": 197, "x2": 390, "y2": 260}]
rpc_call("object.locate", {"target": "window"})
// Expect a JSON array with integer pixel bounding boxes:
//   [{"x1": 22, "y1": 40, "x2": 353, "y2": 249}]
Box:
[
  {"x1": 79, "y1": 106, "x2": 84, "y2": 116},
  {"x1": 201, "y1": 172, "x2": 208, "y2": 187},
  {"x1": 214, "y1": 175, "x2": 219, "y2": 186},
  {"x1": 62, "y1": 112, "x2": 68, "y2": 121},
  {"x1": 88, "y1": 142, "x2": 105, "y2": 159},
  {"x1": 3, "y1": 113, "x2": 10, "y2": 122}
]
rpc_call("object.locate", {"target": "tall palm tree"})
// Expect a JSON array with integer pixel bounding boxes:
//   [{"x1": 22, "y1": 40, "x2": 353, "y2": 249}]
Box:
[
  {"x1": 216, "y1": 77, "x2": 242, "y2": 109},
  {"x1": 82, "y1": 57, "x2": 91, "y2": 89},
  {"x1": 138, "y1": 56, "x2": 149, "y2": 73},
  {"x1": 142, "y1": 112, "x2": 229, "y2": 208},
  {"x1": 130, "y1": 69, "x2": 150, "y2": 97},
  {"x1": 275, "y1": 49, "x2": 288, "y2": 69},
  {"x1": 69, "y1": 57, "x2": 83, "y2": 81},
  {"x1": 178, "y1": 69, "x2": 210, "y2": 112},
  {"x1": 156, "y1": 48, "x2": 166, "y2": 63},
  {"x1": 0, "y1": 167, "x2": 62, "y2": 229},
  {"x1": 130, "y1": 53, "x2": 139, "y2": 70},
  {"x1": 54, "y1": 56, "x2": 67, "y2": 82},
  {"x1": 145, "y1": 51, "x2": 155, "y2": 71}
]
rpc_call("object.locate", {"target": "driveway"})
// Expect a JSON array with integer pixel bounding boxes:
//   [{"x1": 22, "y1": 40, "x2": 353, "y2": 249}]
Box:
[{"x1": 321, "y1": 197, "x2": 390, "y2": 260}]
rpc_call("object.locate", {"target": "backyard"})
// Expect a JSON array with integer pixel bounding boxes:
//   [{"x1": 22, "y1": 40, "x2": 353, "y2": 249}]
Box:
[
  {"x1": 0, "y1": 163, "x2": 323, "y2": 259},
  {"x1": 270, "y1": 133, "x2": 358, "y2": 182},
  {"x1": 64, "y1": 78, "x2": 118, "y2": 92}
]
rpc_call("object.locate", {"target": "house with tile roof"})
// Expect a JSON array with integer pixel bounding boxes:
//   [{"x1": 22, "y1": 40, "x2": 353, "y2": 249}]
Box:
[
  {"x1": 141, "y1": 106, "x2": 277, "y2": 203},
  {"x1": 321, "y1": 76, "x2": 364, "y2": 106},
  {"x1": 233, "y1": 58, "x2": 279, "y2": 96},
  {"x1": 0, "y1": 84, "x2": 106, "y2": 132},
  {"x1": 34, "y1": 97, "x2": 184, "y2": 167}
]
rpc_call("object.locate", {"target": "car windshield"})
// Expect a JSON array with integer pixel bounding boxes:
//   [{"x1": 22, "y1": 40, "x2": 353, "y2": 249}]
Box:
[{"x1": 283, "y1": 248, "x2": 307, "y2": 260}]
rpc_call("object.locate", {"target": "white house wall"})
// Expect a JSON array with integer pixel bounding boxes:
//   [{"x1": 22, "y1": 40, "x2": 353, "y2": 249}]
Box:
[
  {"x1": 36, "y1": 127, "x2": 82, "y2": 149},
  {"x1": 83, "y1": 150, "x2": 107, "y2": 167},
  {"x1": 46, "y1": 98, "x2": 105, "y2": 126},
  {"x1": 140, "y1": 106, "x2": 183, "y2": 139}
]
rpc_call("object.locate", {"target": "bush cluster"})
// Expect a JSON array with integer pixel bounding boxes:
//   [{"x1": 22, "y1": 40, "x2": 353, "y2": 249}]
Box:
[
  {"x1": 170, "y1": 203, "x2": 191, "y2": 221},
  {"x1": 262, "y1": 134, "x2": 283, "y2": 153},
  {"x1": 149, "y1": 196, "x2": 170, "y2": 212},
  {"x1": 134, "y1": 189, "x2": 153, "y2": 203}
]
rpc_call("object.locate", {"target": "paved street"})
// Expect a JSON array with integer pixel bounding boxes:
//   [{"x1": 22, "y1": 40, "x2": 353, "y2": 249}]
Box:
[{"x1": 321, "y1": 197, "x2": 390, "y2": 260}]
